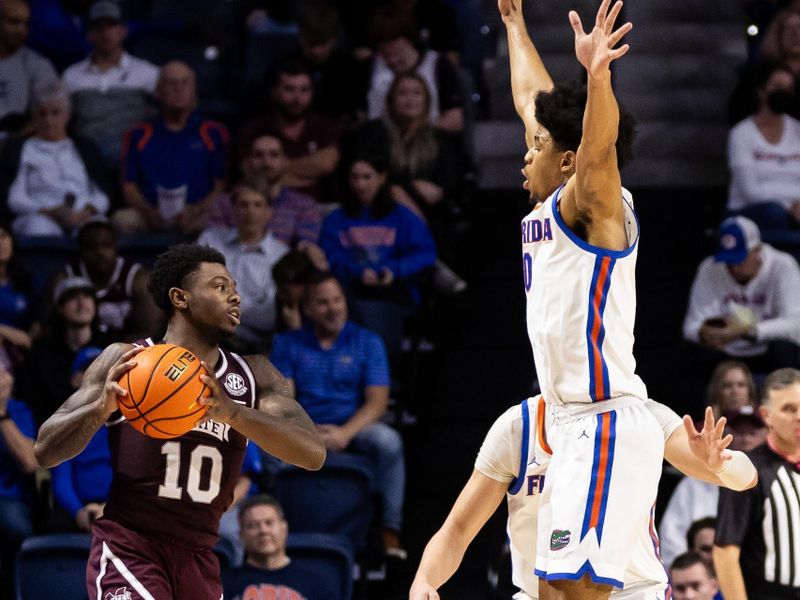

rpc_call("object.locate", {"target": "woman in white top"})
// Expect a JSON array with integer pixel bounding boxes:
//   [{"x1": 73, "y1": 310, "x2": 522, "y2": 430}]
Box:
[
  {"x1": 6, "y1": 82, "x2": 110, "y2": 236},
  {"x1": 727, "y1": 62, "x2": 800, "y2": 243}
]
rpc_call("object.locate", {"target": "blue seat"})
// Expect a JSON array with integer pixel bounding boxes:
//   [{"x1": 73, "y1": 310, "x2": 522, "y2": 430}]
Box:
[
  {"x1": 286, "y1": 532, "x2": 354, "y2": 600},
  {"x1": 16, "y1": 533, "x2": 92, "y2": 600},
  {"x1": 274, "y1": 454, "x2": 373, "y2": 553}
]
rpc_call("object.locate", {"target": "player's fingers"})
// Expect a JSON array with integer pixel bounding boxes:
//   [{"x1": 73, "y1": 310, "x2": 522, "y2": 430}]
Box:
[
  {"x1": 108, "y1": 382, "x2": 127, "y2": 397},
  {"x1": 608, "y1": 44, "x2": 630, "y2": 60},
  {"x1": 703, "y1": 406, "x2": 715, "y2": 433},
  {"x1": 608, "y1": 22, "x2": 632, "y2": 47},
  {"x1": 116, "y1": 345, "x2": 145, "y2": 365},
  {"x1": 714, "y1": 416, "x2": 728, "y2": 438},
  {"x1": 718, "y1": 433, "x2": 734, "y2": 450},
  {"x1": 682, "y1": 414, "x2": 700, "y2": 437},
  {"x1": 604, "y1": 0, "x2": 623, "y2": 34},
  {"x1": 108, "y1": 360, "x2": 138, "y2": 381},
  {"x1": 569, "y1": 11, "x2": 585, "y2": 37},
  {"x1": 595, "y1": 0, "x2": 611, "y2": 27}
]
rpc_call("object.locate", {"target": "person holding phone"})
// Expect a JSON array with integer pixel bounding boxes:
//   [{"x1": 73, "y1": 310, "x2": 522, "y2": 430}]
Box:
[{"x1": 682, "y1": 216, "x2": 800, "y2": 408}]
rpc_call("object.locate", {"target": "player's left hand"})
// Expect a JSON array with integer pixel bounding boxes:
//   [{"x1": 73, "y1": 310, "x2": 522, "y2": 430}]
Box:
[
  {"x1": 317, "y1": 424, "x2": 352, "y2": 452},
  {"x1": 197, "y1": 361, "x2": 240, "y2": 425},
  {"x1": 569, "y1": 0, "x2": 632, "y2": 78},
  {"x1": 683, "y1": 406, "x2": 734, "y2": 474}
]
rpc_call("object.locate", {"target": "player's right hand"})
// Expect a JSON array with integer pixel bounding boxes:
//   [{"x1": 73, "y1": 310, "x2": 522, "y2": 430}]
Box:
[
  {"x1": 102, "y1": 346, "x2": 143, "y2": 418},
  {"x1": 409, "y1": 581, "x2": 440, "y2": 600}
]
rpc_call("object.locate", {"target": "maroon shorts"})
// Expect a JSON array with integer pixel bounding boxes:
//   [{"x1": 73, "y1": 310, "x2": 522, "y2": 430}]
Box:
[{"x1": 86, "y1": 518, "x2": 223, "y2": 600}]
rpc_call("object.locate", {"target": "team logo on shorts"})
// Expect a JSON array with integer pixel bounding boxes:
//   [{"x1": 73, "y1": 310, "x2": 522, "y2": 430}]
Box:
[
  {"x1": 550, "y1": 529, "x2": 571, "y2": 551},
  {"x1": 224, "y1": 373, "x2": 247, "y2": 397},
  {"x1": 105, "y1": 588, "x2": 132, "y2": 600}
]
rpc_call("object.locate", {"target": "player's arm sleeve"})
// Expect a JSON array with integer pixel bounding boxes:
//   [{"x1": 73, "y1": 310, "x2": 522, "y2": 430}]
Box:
[
  {"x1": 644, "y1": 399, "x2": 683, "y2": 442},
  {"x1": 754, "y1": 255, "x2": 800, "y2": 343},
  {"x1": 474, "y1": 407, "x2": 520, "y2": 484},
  {"x1": 682, "y1": 260, "x2": 718, "y2": 343},
  {"x1": 715, "y1": 484, "x2": 756, "y2": 547}
]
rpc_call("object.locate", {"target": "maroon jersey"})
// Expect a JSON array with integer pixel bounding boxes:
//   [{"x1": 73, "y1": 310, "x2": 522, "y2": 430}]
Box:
[
  {"x1": 103, "y1": 338, "x2": 258, "y2": 549},
  {"x1": 66, "y1": 257, "x2": 142, "y2": 332}
]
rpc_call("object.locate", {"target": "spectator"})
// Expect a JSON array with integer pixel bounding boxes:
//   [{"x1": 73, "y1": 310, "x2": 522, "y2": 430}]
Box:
[
  {"x1": 210, "y1": 132, "x2": 325, "y2": 262},
  {"x1": 270, "y1": 272, "x2": 406, "y2": 557},
  {"x1": 0, "y1": 222, "x2": 31, "y2": 368},
  {"x1": 119, "y1": 61, "x2": 228, "y2": 234},
  {"x1": 760, "y1": 8, "x2": 800, "y2": 76},
  {"x1": 670, "y1": 552, "x2": 720, "y2": 600},
  {"x1": 217, "y1": 442, "x2": 265, "y2": 569},
  {"x1": 0, "y1": 0, "x2": 57, "y2": 139},
  {"x1": 49, "y1": 346, "x2": 110, "y2": 532},
  {"x1": 60, "y1": 218, "x2": 161, "y2": 341},
  {"x1": 272, "y1": 250, "x2": 319, "y2": 332},
  {"x1": 687, "y1": 517, "x2": 717, "y2": 565},
  {"x1": 21, "y1": 276, "x2": 108, "y2": 424},
  {"x1": 683, "y1": 216, "x2": 800, "y2": 405},
  {"x1": 0, "y1": 365, "x2": 35, "y2": 593},
  {"x1": 3, "y1": 82, "x2": 112, "y2": 236},
  {"x1": 62, "y1": 0, "x2": 159, "y2": 167},
  {"x1": 715, "y1": 368, "x2": 800, "y2": 599},
  {"x1": 320, "y1": 154, "x2": 436, "y2": 308},
  {"x1": 707, "y1": 360, "x2": 758, "y2": 418},
  {"x1": 223, "y1": 495, "x2": 340, "y2": 600},
  {"x1": 356, "y1": 73, "x2": 459, "y2": 225},
  {"x1": 198, "y1": 184, "x2": 289, "y2": 353},
  {"x1": 659, "y1": 404, "x2": 767, "y2": 568},
  {"x1": 366, "y1": 6, "x2": 464, "y2": 132},
  {"x1": 726, "y1": 62, "x2": 800, "y2": 243},
  {"x1": 293, "y1": 3, "x2": 368, "y2": 125},
  {"x1": 240, "y1": 59, "x2": 341, "y2": 203}
]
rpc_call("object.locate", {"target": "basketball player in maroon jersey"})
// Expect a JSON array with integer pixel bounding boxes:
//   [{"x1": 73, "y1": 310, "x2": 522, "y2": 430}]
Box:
[{"x1": 34, "y1": 244, "x2": 326, "y2": 600}]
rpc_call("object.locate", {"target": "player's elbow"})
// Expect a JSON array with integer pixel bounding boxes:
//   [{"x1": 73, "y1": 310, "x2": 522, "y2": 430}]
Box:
[
  {"x1": 33, "y1": 438, "x2": 57, "y2": 469},
  {"x1": 303, "y1": 441, "x2": 326, "y2": 471}
]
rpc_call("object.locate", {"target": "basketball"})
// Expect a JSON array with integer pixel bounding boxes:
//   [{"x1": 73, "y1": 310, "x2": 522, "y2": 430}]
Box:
[{"x1": 117, "y1": 344, "x2": 210, "y2": 439}]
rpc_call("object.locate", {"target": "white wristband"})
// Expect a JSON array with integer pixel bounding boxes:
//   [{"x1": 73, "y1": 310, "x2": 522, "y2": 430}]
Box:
[{"x1": 713, "y1": 450, "x2": 757, "y2": 491}]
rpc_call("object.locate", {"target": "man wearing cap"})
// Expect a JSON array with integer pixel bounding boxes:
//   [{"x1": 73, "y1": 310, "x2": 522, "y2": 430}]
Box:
[
  {"x1": 20, "y1": 276, "x2": 108, "y2": 425},
  {"x1": 683, "y1": 215, "x2": 800, "y2": 404},
  {"x1": 62, "y1": 1, "x2": 158, "y2": 167}
]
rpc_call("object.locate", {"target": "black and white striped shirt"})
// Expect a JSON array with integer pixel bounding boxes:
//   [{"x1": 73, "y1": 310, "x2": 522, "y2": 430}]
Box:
[{"x1": 717, "y1": 443, "x2": 800, "y2": 599}]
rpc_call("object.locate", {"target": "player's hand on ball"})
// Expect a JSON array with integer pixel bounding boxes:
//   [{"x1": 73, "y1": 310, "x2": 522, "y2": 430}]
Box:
[
  {"x1": 103, "y1": 346, "x2": 144, "y2": 418},
  {"x1": 198, "y1": 361, "x2": 239, "y2": 424},
  {"x1": 683, "y1": 406, "x2": 733, "y2": 474},
  {"x1": 409, "y1": 581, "x2": 440, "y2": 600}
]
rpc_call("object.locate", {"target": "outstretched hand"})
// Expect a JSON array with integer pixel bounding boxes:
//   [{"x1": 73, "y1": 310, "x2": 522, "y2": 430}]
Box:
[
  {"x1": 569, "y1": 0, "x2": 632, "y2": 78},
  {"x1": 683, "y1": 407, "x2": 734, "y2": 474}
]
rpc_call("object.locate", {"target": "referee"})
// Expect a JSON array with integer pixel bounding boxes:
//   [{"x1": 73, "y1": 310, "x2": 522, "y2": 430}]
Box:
[{"x1": 715, "y1": 368, "x2": 800, "y2": 599}]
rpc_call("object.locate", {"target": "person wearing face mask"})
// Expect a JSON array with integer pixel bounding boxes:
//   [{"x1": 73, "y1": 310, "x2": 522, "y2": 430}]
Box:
[{"x1": 727, "y1": 62, "x2": 800, "y2": 244}]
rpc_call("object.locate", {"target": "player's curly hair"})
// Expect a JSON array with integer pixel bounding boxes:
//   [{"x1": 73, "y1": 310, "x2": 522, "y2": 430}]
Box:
[
  {"x1": 535, "y1": 81, "x2": 636, "y2": 169},
  {"x1": 148, "y1": 244, "x2": 226, "y2": 313}
]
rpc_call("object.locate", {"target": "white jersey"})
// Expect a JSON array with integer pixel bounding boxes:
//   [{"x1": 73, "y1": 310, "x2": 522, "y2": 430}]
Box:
[
  {"x1": 522, "y1": 185, "x2": 647, "y2": 405},
  {"x1": 476, "y1": 396, "x2": 682, "y2": 599}
]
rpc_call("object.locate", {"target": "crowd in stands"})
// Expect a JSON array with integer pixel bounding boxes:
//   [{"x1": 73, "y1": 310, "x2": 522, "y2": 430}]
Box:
[{"x1": 0, "y1": 0, "x2": 798, "y2": 597}]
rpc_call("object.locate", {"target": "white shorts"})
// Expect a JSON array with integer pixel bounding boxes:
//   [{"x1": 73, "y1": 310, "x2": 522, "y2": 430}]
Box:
[{"x1": 535, "y1": 397, "x2": 665, "y2": 588}]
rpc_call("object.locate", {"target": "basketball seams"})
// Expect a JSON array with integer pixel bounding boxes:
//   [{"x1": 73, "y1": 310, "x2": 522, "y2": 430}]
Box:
[{"x1": 118, "y1": 344, "x2": 210, "y2": 439}]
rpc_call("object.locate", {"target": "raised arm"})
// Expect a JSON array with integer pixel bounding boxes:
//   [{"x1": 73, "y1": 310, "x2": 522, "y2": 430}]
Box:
[
  {"x1": 562, "y1": 0, "x2": 632, "y2": 230},
  {"x1": 499, "y1": 0, "x2": 554, "y2": 146},
  {"x1": 199, "y1": 356, "x2": 325, "y2": 471},
  {"x1": 410, "y1": 470, "x2": 508, "y2": 599},
  {"x1": 34, "y1": 343, "x2": 140, "y2": 468}
]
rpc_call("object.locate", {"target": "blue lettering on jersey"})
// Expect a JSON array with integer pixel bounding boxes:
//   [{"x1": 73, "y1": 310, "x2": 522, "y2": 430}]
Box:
[
  {"x1": 527, "y1": 474, "x2": 545, "y2": 496},
  {"x1": 521, "y1": 218, "x2": 553, "y2": 244}
]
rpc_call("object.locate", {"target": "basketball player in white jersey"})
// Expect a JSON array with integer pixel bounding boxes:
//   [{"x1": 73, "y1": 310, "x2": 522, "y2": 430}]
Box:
[
  {"x1": 409, "y1": 400, "x2": 756, "y2": 600},
  {"x1": 499, "y1": 1, "x2": 756, "y2": 598}
]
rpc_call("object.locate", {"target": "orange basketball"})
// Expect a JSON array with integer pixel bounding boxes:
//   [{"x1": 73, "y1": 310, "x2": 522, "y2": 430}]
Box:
[{"x1": 117, "y1": 344, "x2": 210, "y2": 439}]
